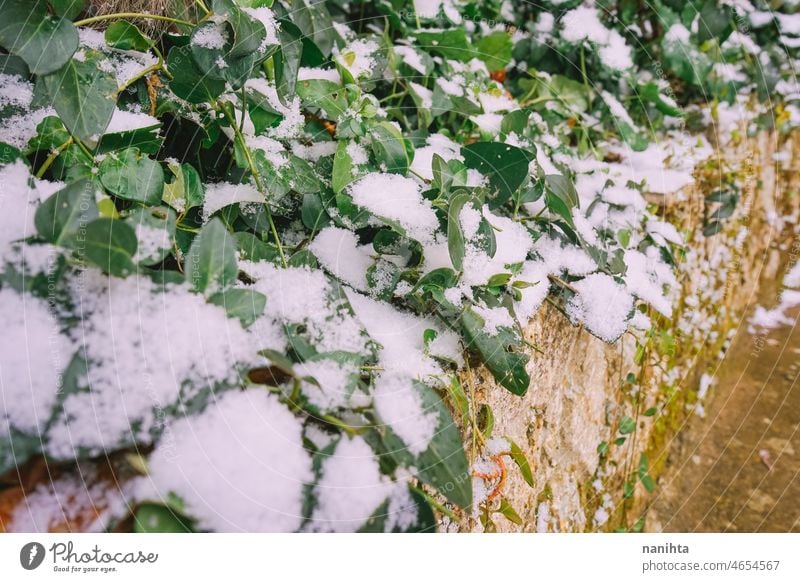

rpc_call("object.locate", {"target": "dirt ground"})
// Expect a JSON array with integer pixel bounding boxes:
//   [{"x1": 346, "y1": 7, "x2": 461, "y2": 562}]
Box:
[{"x1": 647, "y1": 299, "x2": 800, "y2": 532}]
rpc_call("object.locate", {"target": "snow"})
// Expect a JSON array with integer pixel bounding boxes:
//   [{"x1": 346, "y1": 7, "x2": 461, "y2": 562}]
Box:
[
  {"x1": 0, "y1": 288, "x2": 71, "y2": 437},
  {"x1": 309, "y1": 226, "x2": 373, "y2": 291},
  {"x1": 409, "y1": 133, "x2": 462, "y2": 180},
  {"x1": 295, "y1": 359, "x2": 363, "y2": 412},
  {"x1": 0, "y1": 161, "x2": 60, "y2": 258},
  {"x1": 394, "y1": 46, "x2": 427, "y2": 75},
  {"x1": 143, "y1": 389, "x2": 312, "y2": 532},
  {"x1": 566, "y1": 273, "x2": 634, "y2": 342},
  {"x1": 462, "y1": 206, "x2": 534, "y2": 286},
  {"x1": 297, "y1": 67, "x2": 342, "y2": 83},
  {"x1": 45, "y1": 273, "x2": 260, "y2": 459},
  {"x1": 345, "y1": 289, "x2": 462, "y2": 377},
  {"x1": 242, "y1": 7, "x2": 280, "y2": 46},
  {"x1": 471, "y1": 113, "x2": 503, "y2": 134},
  {"x1": 0, "y1": 73, "x2": 34, "y2": 109},
  {"x1": 8, "y1": 465, "x2": 128, "y2": 532},
  {"x1": 192, "y1": 23, "x2": 228, "y2": 50},
  {"x1": 245, "y1": 77, "x2": 304, "y2": 139},
  {"x1": 106, "y1": 108, "x2": 160, "y2": 134},
  {"x1": 243, "y1": 262, "x2": 372, "y2": 357},
  {"x1": 309, "y1": 435, "x2": 395, "y2": 532},
  {"x1": 202, "y1": 181, "x2": 264, "y2": 220},
  {"x1": 373, "y1": 373, "x2": 438, "y2": 455},
  {"x1": 349, "y1": 173, "x2": 439, "y2": 242},
  {"x1": 335, "y1": 39, "x2": 380, "y2": 80},
  {"x1": 131, "y1": 222, "x2": 171, "y2": 264},
  {"x1": 624, "y1": 248, "x2": 676, "y2": 317},
  {"x1": 473, "y1": 303, "x2": 516, "y2": 336}
]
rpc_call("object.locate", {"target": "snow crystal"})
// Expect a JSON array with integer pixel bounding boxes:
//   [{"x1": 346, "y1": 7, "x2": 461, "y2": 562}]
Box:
[
  {"x1": 106, "y1": 108, "x2": 160, "y2": 134},
  {"x1": 243, "y1": 7, "x2": 280, "y2": 46},
  {"x1": 297, "y1": 67, "x2": 342, "y2": 83},
  {"x1": 309, "y1": 436, "x2": 393, "y2": 532},
  {"x1": 295, "y1": 359, "x2": 362, "y2": 412},
  {"x1": 349, "y1": 173, "x2": 439, "y2": 242},
  {"x1": 45, "y1": 273, "x2": 259, "y2": 459},
  {"x1": 203, "y1": 182, "x2": 264, "y2": 221},
  {"x1": 394, "y1": 45, "x2": 427, "y2": 75},
  {"x1": 566, "y1": 273, "x2": 633, "y2": 342},
  {"x1": 345, "y1": 289, "x2": 462, "y2": 377},
  {"x1": 0, "y1": 73, "x2": 34, "y2": 109},
  {"x1": 335, "y1": 39, "x2": 380, "y2": 80},
  {"x1": 409, "y1": 133, "x2": 462, "y2": 180},
  {"x1": 244, "y1": 262, "x2": 371, "y2": 356},
  {"x1": 309, "y1": 226, "x2": 373, "y2": 291},
  {"x1": 0, "y1": 288, "x2": 71, "y2": 437},
  {"x1": 191, "y1": 23, "x2": 228, "y2": 50},
  {"x1": 373, "y1": 373, "x2": 437, "y2": 455},
  {"x1": 143, "y1": 390, "x2": 312, "y2": 532},
  {"x1": 472, "y1": 303, "x2": 516, "y2": 336}
]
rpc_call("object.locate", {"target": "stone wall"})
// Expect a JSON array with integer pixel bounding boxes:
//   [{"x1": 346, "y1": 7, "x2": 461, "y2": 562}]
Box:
[{"x1": 457, "y1": 129, "x2": 800, "y2": 532}]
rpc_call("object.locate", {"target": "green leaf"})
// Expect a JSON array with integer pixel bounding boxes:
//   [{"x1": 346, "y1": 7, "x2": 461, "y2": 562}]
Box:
[
  {"x1": 506, "y1": 437, "x2": 534, "y2": 487},
  {"x1": 35, "y1": 179, "x2": 99, "y2": 246},
  {"x1": 184, "y1": 218, "x2": 238, "y2": 296},
  {"x1": 444, "y1": 376, "x2": 469, "y2": 423},
  {"x1": 332, "y1": 139, "x2": 354, "y2": 194},
  {"x1": 168, "y1": 45, "x2": 226, "y2": 104},
  {"x1": 291, "y1": 0, "x2": 335, "y2": 56},
  {"x1": 461, "y1": 307, "x2": 530, "y2": 396},
  {"x1": 227, "y1": 5, "x2": 266, "y2": 58},
  {"x1": 412, "y1": 382, "x2": 472, "y2": 508},
  {"x1": 99, "y1": 148, "x2": 165, "y2": 206},
  {"x1": 82, "y1": 218, "x2": 138, "y2": 277},
  {"x1": 40, "y1": 55, "x2": 117, "y2": 144},
  {"x1": 475, "y1": 32, "x2": 512, "y2": 70},
  {"x1": 105, "y1": 20, "x2": 153, "y2": 51},
  {"x1": 0, "y1": 0, "x2": 78, "y2": 76},
  {"x1": 134, "y1": 503, "x2": 192, "y2": 533},
  {"x1": 275, "y1": 19, "x2": 304, "y2": 105},
  {"x1": 414, "y1": 29, "x2": 473, "y2": 61},
  {"x1": 49, "y1": 0, "x2": 87, "y2": 20},
  {"x1": 446, "y1": 191, "x2": 471, "y2": 271},
  {"x1": 618, "y1": 416, "x2": 636, "y2": 435},
  {"x1": 209, "y1": 288, "x2": 266, "y2": 327},
  {"x1": 544, "y1": 174, "x2": 579, "y2": 227},
  {"x1": 296, "y1": 79, "x2": 348, "y2": 119},
  {"x1": 369, "y1": 121, "x2": 412, "y2": 175},
  {"x1": 125, "y1": 206, "x2": 176, "y2": 266},
  {"x1": 496, "y1": 498, "x2": 523, "y2": 525},
  {"x1": 162, "y1": 161, "x2": 204, "y2": 211},
  {"x1": 461, "y1": 142, "x2": 534, "y2": 208},
  {"x1": 696, "y1": 3, "x2": 734, "y2": 44}
]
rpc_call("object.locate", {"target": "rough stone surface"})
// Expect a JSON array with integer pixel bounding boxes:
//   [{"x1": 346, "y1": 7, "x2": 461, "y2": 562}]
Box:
[{"x1": 457, "y1": 129, "x2": 800, "y2": 532}]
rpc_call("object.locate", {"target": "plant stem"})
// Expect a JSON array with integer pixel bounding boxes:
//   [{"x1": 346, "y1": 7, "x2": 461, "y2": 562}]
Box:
[
  {"x1": 74, "y1": 13, "x2": 195, "y2": 28},
  {"x1": 194, "y1": 0, "x2": 211, "y2": 15},
  {"x1": 117, "y1": 60, "x2": 163, "y2": 95},
  {"x1": 36, "y1": 137, "x2": 73, "y2": 179},
  {"x1": 216, "y1": 101, "x2": 288, "y2": 267}
]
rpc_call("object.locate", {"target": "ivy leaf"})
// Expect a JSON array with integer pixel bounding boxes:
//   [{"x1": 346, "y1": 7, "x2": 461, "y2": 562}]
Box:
[
  {"x1": 49, "y1": 0, "x2": 87, "y2": 20},
  {"x1": 125, "y1": 206, "x2": 176, "y2": 266},
  {"x1": 0, "y1": 0, "x2": 78, "y2": 76},
  {"x1": 134, "y1": 503, "x2": 192, "y2": 533},
  {"x1": 100, "y1": 148, "x2": 165, "y2": 206},
  {"x1": 544, "y1": 174, "x2": 579, "y2": 226},
  {"x1": 168, "y1": 45, "x2": 226, "y2": 104},
  {"x1": 461, "y1": 307, "x2": 530, "y2": 396},
  {"x1": 291, "y1": 0, "x2": 335, "y2": 56},
  {"x1": 81, "y1": 218, "x2": 138, "y2": 277},
  {"x1": 414, "y1": 29, "x2": 473, "y2": 61},
  {"x1": 105, "y1": 20, "x2": 154, "y2": 51},
  {"x1": 505, "y1": 437, "x2": 534, "y2": 487},
  {"x1": 475, "y1": 31, "x2": 512, "y2": 71},
  {"x1": 227, "y1": 5, "x2": 266, "y2": 58},
  {"x1": 35, "y1": 179, "x2": 99, "y2": 247},
  {"x1": 331, "y1": 140, "x2": 354, "y2": 194},
  {"x1": 209, "y1": 288, "x2": 266, "y2": 327},
  {"x1": 447, "y1": 191, "x2": 471, "y2": 271},
  {"x1": 496, "y1": 498, "x2": 523, "y2": 525},
  {"x1": 296, "y1": 79, "x2": 348, "y2": 119},
  {"x1": 40, "y1": 55, "x2": 117, "y2": 144},
  {"x1": 275, "y1": 19, "x2": 304, "y2": 105},
  {"x1": 461, "y1": 142, "x2": 534, "y2": 208},
  {"x1": 184, "y1": 218, "x2": 238, "y2": 296},
  {"x1": 162, "y1": 161, "x2": 204, "y2": 211},
  {"x1": 369, "y1": 121, "x2": 413, "y2": 175},
  {"x1": 379, "y1": 381, "x2": 472, "y2": 509}
]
